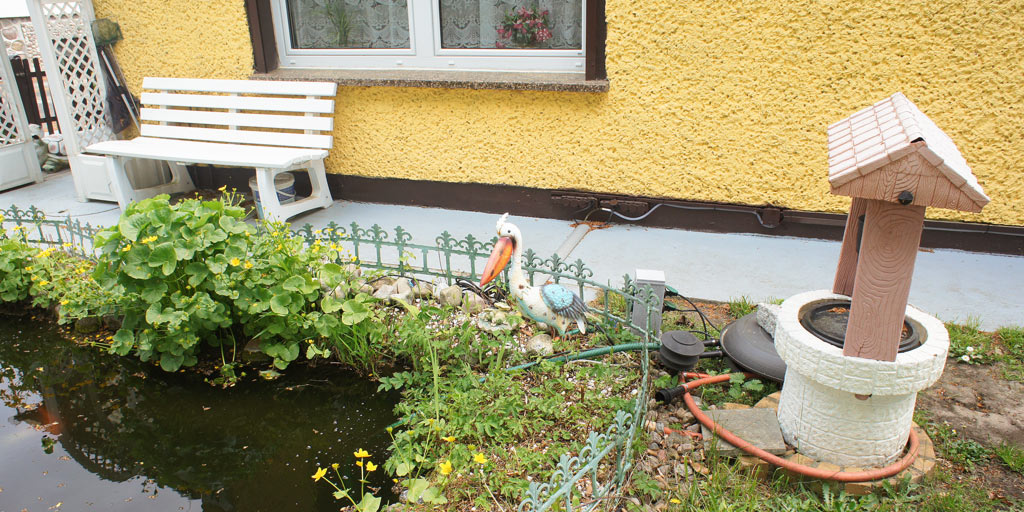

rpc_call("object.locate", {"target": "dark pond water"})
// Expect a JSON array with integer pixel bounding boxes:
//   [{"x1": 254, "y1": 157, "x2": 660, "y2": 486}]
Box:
[{"x1": 0, "y1": 312, "x2": 399, "y2": 511}]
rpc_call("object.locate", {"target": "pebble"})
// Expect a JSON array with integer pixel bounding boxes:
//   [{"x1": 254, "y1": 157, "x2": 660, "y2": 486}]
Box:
[
  {"x1": 674, "y1": 409, "x2": 694, "y2": 423},
  {"x1": 686, "y1": 423, "x2": 701, "y2": 433}
]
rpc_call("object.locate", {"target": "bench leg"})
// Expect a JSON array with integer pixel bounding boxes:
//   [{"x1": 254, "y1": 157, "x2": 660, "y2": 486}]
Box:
[
  {"x1": 254, "y1": 161, "x2": 334, "y2": 223},
  {"x1": 166, "y1": 161, "x2": 197, "y2": 194},
  {"x1": 254, "y1": 167, "x2": 285, "y2": 223},
  {"x1": 105, "y1": 155, "x2": 137, "y2": 209},
  {"x1": 308, "y1": 158, "x2": 334, "y2": 209}
]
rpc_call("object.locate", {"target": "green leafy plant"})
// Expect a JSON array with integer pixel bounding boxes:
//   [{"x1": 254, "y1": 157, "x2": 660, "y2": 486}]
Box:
[
  {"x1": 90, "y1": 193, "x2": 356, "y2": 373},
  {"x1": 313, "y1": 449, "x2": 382, "y2": 512},
  {"x1": 0, "y1": 223, "x2": 36, "y2": 303}
]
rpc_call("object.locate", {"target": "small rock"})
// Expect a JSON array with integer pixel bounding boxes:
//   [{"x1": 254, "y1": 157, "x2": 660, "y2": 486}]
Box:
[
  {"x1": 462, "y1": 291, "x2": 486, "y2": 314},
  {"x1": 438, "y1": 285, "x2": 463, "y2": 307},
  {"x1": 667, "y1": 448, "x2": 679, "y2": 459},
  {"x1": 666, "y1": 433, "x2": 685, "y2": 446},
  {"x1": 645, "y1": 420, "x2": 657, "y2": 432},
  {"x1": 674, "y1": 409, "x2": 694, "y2": 423},
  {"x1": 242, "y1": 338, "x2": 270, "y2": 363},
  {"x1": 650, "y1": 431, "x2": 663, "y2": 444},
  {"x1": 674, "y1": 463, "x2": 690, "y2": 478},
  {"x1": 371, "y1": 277, "x2": 395, "y2": 292},
  {"x1": 74, "y1": 317, "x2": 101, "y2": 334},
  {"x1": 372, "y1": 284, "x2": 395, "y2": 301},
  {"x1": 648, "y1": 442, "x2": 659, "y2": 451},
  {"x1": 493, "y1": 301, "x2": 511, "y2": 311},
  {"x1": 390, "y1": 289, "x2": 414, "y2": 305},
  {"x1": 102, "y1": 314, "x2": 123, "y2": 331},
  {"x1": 686, "y1": 423, "x2": 701, "y2": 433},
  {"x1": 526, "y1": 334, "x2": 553, "y2": 355},
  {"x1": 680, "y1": 442, "x2": 693, "y2": 451},
  {"x1": 331, "y1": 284, "x2": 348, "y2": 299},
  {"x1": 412, "y1": 281, "x2": 433, "y2": 299},
  {"x1": 358, "y1": 283, "x2": 374, "y2": 295},
  {"x1": 393, "y1": 278, "x2": 413, "y2": 296},
  {"x1": 344, "y1": 263, "x2": 361, "y2": 278},
  {"x1": 656, "y1": 450, "x2": 667, "y2": 463}
]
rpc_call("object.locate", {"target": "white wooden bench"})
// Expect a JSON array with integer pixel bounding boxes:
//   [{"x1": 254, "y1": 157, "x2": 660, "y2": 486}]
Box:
[{"x1": 87, "y1": 77, "x2": 338, "y2": 222}]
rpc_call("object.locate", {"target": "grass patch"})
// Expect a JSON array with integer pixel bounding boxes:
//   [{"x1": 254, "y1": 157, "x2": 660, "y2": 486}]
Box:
[
  {"x1": 946, "y1": 318, "x2": 997, "y2": 364},
  {"x1": 996, "y1": 327, "x2": 1024, "y2": 381},
  {"x1": 915, "y1": 410, "x2": 992, "y2": 471},
  {"x1": 728, "y1": 296, "x2": 756, "y2": 318},
  {"x1": 994, "y1": 442, "x2": 1024, "y2": 475}
]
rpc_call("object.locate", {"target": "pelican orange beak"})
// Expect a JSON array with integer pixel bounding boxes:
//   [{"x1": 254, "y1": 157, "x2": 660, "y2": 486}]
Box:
[{"x1": 480, "y1": 236, "x2": 514, "y2": 286}]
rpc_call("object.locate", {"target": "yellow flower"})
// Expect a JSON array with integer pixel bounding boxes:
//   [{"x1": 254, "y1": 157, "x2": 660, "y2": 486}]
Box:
[
  {"x1": 356, "y1": 461, "x2": 363, "y2": 467},
  {"x1": 473, "y1": 453, "x2": 487, "y2": 465},
  {"x1": 141, "y1": 236, "x2": 158, "y2": 244},
  {"x1": 386, "y1": 427, "x2": 393, "y2": 433},
  {"x1": 38, "y1": 280, "x2": 49, "y2": 286},
  {"x1": 439, "y1": 460, "x2": 452, "y2": 475},
  {"x1": 218, "y1": 185, "x2": 227, "y2": 192},
  {"x1": 25, "y1": 266, "x2": 32, "y2": 271},
  {"x1": 331, "y1": 463, "x2": 339, "y2": 470},
  {"x1": 366, "y1": 461, "x2": 377, "y2": 472},
  {"x1": 230, "y1": 257, "x2": 241, "y2": 266},
  {"x1": 60, "y1": 300, "x2": 69, "y2": 305},
  {"x1": 244, "y1": 261, "x2": 254, "y2": 269},
  {"x1": 354, "y1": 448, "x2": 370, "y2": 458},
  {"x1": 312, "y1": 467, "x2": 327, "y2": 482},
  {"x1": 670, "y1": 498, "x2": 681, "y2": 504},
  {"x1": 442, "y1": 436, "x2": 455, "y2": 443}
]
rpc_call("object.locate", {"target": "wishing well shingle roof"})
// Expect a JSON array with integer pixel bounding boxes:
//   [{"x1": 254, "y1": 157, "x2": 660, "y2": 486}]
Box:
[{"x1": 826, "y1": 93, "x2": 989, "y2": 207}]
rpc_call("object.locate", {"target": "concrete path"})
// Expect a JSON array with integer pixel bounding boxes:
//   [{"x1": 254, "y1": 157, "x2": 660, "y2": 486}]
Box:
[{"x1": 3, "y1": 171, "x2": 1021, "y2": 329}]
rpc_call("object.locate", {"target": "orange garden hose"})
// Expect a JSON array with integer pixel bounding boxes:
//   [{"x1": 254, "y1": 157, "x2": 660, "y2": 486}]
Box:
[{"x1": 671, "y1": 372, "x2": 920, "y2": 482}]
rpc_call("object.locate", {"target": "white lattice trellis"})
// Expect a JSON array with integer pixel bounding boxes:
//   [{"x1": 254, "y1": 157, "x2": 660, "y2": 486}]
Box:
[
  {"x1": 29, "y1": 0, "x2": 122, "y2": 202},
  {"x1": 0, "y1": 35, "x2": 43, "y2": 191},
  {"x1": 35, "y1": 0, "x2": 114, "y2": 154},
  {"x1": 0, "y1": 73, "x2": 26, "y2": 148}
]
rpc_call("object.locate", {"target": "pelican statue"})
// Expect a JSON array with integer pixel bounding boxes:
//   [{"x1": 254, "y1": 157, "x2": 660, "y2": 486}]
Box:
[{"x1": 479, "y1": 213, "x2": 587, "y2": 338}]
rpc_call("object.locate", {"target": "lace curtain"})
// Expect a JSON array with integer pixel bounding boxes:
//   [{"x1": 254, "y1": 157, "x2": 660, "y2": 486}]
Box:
[
  {"x1": 287, "y1": 0, "x2": 410, "y2": 49},
  {"x1": 286, "y1": 0, "x2": 581, "y2": 50},
  {"x1": 440, "y1": 0, "x2": 582, "y2": 49}
]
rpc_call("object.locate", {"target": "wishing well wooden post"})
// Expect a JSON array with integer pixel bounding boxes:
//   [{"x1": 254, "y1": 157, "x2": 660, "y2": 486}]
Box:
[{"x1": 826, "y1": 93, "x2": 989, "y2": 362}]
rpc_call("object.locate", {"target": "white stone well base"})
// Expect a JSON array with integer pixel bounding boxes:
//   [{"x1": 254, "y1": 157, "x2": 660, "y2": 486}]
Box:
[{"x1": 771, "y1": 290, "x2": 948, "y2": 468}]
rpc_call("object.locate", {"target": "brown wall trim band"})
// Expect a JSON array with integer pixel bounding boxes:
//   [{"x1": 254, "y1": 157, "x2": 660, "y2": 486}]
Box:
[
  {"x1": 188, "y1": 166, "x2": 1024, "y2": 256},
  {"x1": 245, "y1": 0, "x2": 278, "y2": 73}
]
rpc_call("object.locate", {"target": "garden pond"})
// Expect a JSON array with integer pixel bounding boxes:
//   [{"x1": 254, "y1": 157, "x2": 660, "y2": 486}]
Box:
[{"x1": 0, "y1": 313, "x2": 400, "y2": 511}]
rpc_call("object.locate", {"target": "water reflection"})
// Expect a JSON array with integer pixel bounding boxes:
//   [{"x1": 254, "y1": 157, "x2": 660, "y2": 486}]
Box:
[{"x1": 0, "y1": 312, "x2": 399, "y2": 511}]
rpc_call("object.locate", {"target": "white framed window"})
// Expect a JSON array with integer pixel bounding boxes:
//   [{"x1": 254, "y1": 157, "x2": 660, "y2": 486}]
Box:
[{"x1": 270, "y1": 0, "x2": 585, "y2": 73}]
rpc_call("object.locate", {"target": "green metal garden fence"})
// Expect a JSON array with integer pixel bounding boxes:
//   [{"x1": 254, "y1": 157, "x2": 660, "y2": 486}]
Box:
[{"x1": 2, "y1": 205, "x2": 660, "y2": 512}]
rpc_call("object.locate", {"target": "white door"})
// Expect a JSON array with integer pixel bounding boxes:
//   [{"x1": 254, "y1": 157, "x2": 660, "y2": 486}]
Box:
[{"x1": 0, "y1": 38, "x2": 43, "y2": 192}]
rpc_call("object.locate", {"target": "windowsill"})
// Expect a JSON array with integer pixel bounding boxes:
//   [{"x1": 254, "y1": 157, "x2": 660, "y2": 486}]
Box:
[{"x1": 251, "y1": 68, "x2": 608, "y2": 93}]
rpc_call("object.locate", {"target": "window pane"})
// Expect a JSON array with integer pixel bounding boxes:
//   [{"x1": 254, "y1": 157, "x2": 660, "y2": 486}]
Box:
[
  {"x1": 439, "y1": 0, "x2": 582, "y2": 50},
  {"x1": 287, "y1": 0, "x2": 410, "y2": 49}
]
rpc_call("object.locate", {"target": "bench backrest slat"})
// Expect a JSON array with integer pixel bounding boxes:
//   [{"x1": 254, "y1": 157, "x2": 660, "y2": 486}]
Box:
[
  {"x1": 143, "y1": 77, "x2": 338, "y2": 97},
  {"x1": 140, "y1": 107, "x2": 334, "y2": 132},
  {"x1": 141, "y1": 124, "x2": 334, "y2": 150},
  {"x1": 141, "y1": 92, "x2": 335, "y2": 114}
]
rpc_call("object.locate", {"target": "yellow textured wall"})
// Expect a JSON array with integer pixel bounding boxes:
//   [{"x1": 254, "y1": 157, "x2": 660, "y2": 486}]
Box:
[{"x1": 96, "y1": 0, "x2": 1023, "y2": 225}]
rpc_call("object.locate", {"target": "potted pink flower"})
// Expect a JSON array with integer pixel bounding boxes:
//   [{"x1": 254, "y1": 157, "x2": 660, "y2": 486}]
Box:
[{"x1": 496, "y1": 3, "x2": 553, "y2": 48}]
